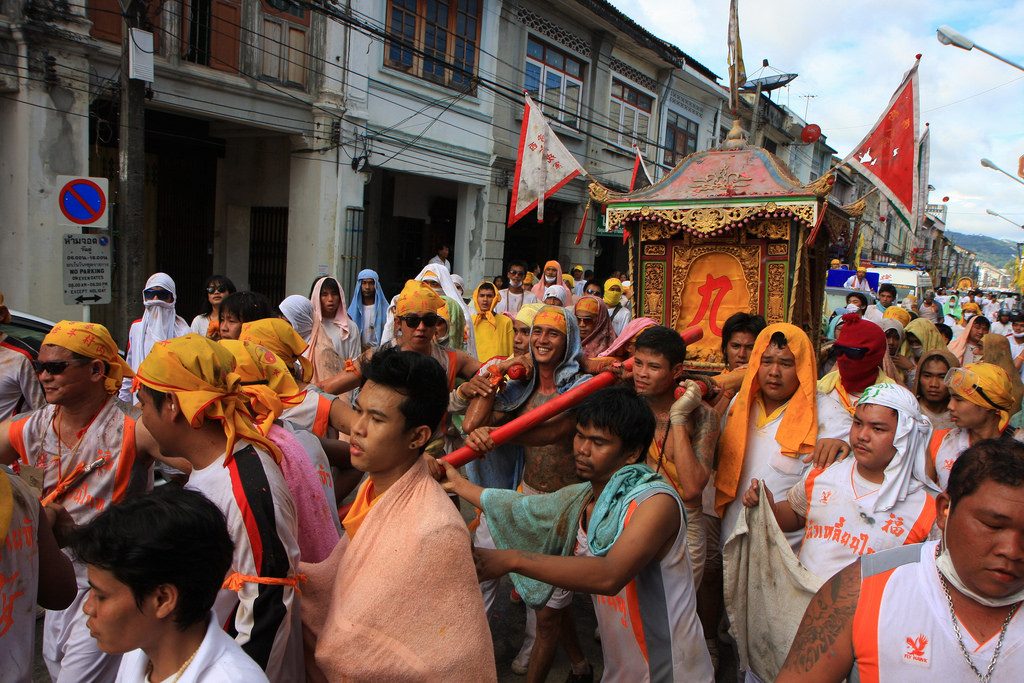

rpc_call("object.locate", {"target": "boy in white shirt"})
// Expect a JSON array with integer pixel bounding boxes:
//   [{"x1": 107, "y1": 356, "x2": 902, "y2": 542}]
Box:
[{"x1": 71, "y1": 487, "x2": 268, "y2": 683}]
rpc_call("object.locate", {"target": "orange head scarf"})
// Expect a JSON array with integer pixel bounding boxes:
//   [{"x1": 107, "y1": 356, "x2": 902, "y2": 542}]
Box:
[
  {"x1": 220, "y1": 339, "x2": 304, "y2": 434},
  {"x1": 396, "y1": 280, "x2": 444, "y2": 316},
  {"x1": 134, "y1": 334, "x2": 282, "y2": 463},
  {"x1": 715, "y1": 323, "x2": 818, "y2": 515},
  {"x1": 239, "y1": 318, "x2": 314, "y2": 383},
  {"x1": 43, "y1": 320, "x2": 134, "y2": 394},
  {"x1": 883, "y1": 305, "x2": 911, "y2": 327}
]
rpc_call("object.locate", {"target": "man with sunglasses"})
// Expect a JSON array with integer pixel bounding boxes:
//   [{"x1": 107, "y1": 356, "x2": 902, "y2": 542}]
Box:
[
  {"x1": 494, "y1": 260, "x2": 538, "y2": 316},
  {"x1": 319, "y1": 281, "x2": 482, "y2": 440},
  {"x1": 926, "y1": 362, "x2": 1022, "y2": 489},
  {"x1": 0, "y1": 320, "x2": 174, "y2": 683},
  {"x1": 120, "y1": 273, "x2": 190, "y2": 403},
  {"x1": 817, "y1": 313, "x2": 888, "y2": 460}
]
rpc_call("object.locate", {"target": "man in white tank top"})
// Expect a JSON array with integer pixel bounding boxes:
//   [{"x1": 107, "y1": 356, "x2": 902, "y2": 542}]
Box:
[
  {"x1": 438, "y1": 386, "x2": 714, "y2": 682},
  {"x1": 742, "y1": 383, "x2": 940, "y2": 581},
  {"x1": 0, "y1": 321, "x2": 171, "y2": 683},
  {"x1": 776, "y1": 440, "x2": 1024, "y2": 682}
]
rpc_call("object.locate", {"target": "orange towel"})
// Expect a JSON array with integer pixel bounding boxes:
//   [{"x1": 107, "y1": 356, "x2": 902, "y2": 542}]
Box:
[
  {"x1": 715, "y1": 323, "x2": 818, "y2": 516},
  {"x1": 300, "y1": 458, "x2": 496, "y2": 681}
]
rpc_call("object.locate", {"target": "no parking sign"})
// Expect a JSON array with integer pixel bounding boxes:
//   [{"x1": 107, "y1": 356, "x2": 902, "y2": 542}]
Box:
[{"x1": 56, "y1": 176, "x2": 109, "y2": 228}]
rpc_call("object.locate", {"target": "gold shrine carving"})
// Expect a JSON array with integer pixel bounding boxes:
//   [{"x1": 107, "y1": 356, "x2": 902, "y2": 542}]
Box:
[
  {"x1": 766, "y1": 262, "x2": 787, "y2": 323},
  {"x1": 609, "y1": 203, "x2": 815, "y2": 240},
  {"x1": 746, "y1": 219, "x2": 790, "y2": 240},
  {"x1": 643, "y1": 244, "x2": 666, "y2": 256},
  {"x1": 768, "y1": 243, "x2": 789, "y2": 256},
  {"x1": 690, "y1": 167, "x2": 753, "y2": 194},
  {"x1": 642, "y1": 262, "x2": 665, "y2": 322}
]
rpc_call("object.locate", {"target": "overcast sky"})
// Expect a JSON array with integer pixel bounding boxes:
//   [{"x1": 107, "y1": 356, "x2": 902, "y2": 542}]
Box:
[{"x1": 608, "y1": 0, "x2": 1024, "y2": 242}]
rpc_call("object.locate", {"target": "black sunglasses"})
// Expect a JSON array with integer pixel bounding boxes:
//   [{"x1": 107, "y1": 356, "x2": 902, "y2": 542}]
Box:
[
  {"x1": 206, "y1": 285, "x2": 230, "y2": 294},
  {"x1": 143, "y1": 288, "x2": 173, "y2": 302},
  {"x1": 833, "y1": 344, "x2": 869, "y2": 360},
  {"x1": 400, "y1": 313, "x2": 441, "y2": 328},
  {"x1": 32, "y1": 359, "x2": 90, "y2": 375}
]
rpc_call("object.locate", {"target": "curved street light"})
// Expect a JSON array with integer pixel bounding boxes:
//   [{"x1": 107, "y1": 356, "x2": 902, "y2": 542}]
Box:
[
  {"x1": 986, "y1": 208, "x2": 1024, "y2": 228},
  {"x1": 981, "y1": 158, "x2": 1024, "y2": 187},
  {"x1": 937, "y1": 25, "x2": 1024, "y2": 72}
]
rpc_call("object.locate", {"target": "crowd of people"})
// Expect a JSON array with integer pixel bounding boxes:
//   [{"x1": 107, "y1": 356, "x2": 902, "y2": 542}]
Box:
[{"x1": 2, "y1": 258, "x2": 1024, "y2": 683}]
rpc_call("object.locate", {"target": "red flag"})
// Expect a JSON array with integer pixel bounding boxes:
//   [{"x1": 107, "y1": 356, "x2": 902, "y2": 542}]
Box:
[
  {"x1": 629, "y1": 145, "x2": 652, "y2": 191},
  {"x1": 622, "y1": 228, "x2": 631, "y2": 245},
  {"x1": 574, "y1": 201, "x2": 590, "y2": 245},
  {"x1": 844, "y1": 59, "x2": 920, "y2": 224},
  {"x1": 508, "y1": 93, "x2": 586, "y2": 226}
]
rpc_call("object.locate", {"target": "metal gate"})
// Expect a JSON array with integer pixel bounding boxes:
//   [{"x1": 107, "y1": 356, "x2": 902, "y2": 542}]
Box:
[{"x1": 249, "y1": 207, "x2": 289, "y2": 303}]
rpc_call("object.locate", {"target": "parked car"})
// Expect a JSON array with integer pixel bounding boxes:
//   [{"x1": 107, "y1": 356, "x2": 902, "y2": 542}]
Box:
[{"x1": 1, "y1": 310, "x2": 56, "y2": 352}]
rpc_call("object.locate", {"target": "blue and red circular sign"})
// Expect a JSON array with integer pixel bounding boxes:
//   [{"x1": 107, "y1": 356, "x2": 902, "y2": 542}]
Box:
[{"x1": 59, "y1": 179, "x2": 107, "y2": 225}]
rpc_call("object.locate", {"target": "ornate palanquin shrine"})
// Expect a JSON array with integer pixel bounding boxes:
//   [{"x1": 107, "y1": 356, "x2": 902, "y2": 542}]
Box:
[{"x1": 590, "y1": 140, "x2": 853, "y2": 370}]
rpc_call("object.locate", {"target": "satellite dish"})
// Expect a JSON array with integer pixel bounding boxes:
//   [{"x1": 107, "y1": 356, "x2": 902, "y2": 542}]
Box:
[{"x1": 740, "y1": 73, "x2": 798, "y2": 92}]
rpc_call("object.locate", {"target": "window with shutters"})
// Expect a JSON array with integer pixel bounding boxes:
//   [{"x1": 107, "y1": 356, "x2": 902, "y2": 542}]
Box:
[
  {"x1": 260, "y1": 0, "x2": 310, "y2": 87},
  {"x1": 664, "y1": 111, "x2": 698, "y2": 166},
  {"x1": 610, "y1": 79, "x2": 653, "y2": 155},
  {"x1": 181, "y1": 0, "x2": 240, "y2": 73},
  {"x1": 88, "y1": 0, "x2": 163, "y2": 51},
  {"x1": 384, "y1": 0, "x2": 481, "y2": 92},
  {"x1": 523, "y1": 36, "x2": 584, "y2": 128}
]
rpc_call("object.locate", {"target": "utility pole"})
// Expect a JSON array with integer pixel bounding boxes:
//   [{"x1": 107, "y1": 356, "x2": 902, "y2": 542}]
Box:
[{"x1": 115, "y1": 0, "x2": 147, "y2": 346}]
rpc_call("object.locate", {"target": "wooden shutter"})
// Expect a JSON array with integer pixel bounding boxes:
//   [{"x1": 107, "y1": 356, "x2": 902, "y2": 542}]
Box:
[
  {"x1": 89, "y1": 0, "x2": 123, "y2": 43},
  {"x1": 210, "y1": 0, "x2": 240, "y2": 72}
]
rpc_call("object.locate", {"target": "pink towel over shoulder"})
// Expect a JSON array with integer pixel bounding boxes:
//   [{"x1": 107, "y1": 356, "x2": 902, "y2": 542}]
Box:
[
  {"x1": 267, "y1": 424, "x2": 340, "y2": 563},
  {"x1": 300, "y1": 458, "x2": 496, "y2": 682}
]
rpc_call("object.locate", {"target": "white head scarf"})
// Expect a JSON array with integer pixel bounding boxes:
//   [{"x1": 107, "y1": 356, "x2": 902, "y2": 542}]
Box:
[
  {"x1": 450, "y1": 274, "x2": 466, "y2": 299},
  {"x1": 856, "y1": 382, "x2": 941, "y2": 513},
  {"x1": 279, "y1": 295, "x2": 314, "y2": 342},
  {"x1": 126, "y1": 272, "x2": 189, "y2": 371},
  {"x1": 543, "y1": 285, "x2": 569, "y2": 305}
]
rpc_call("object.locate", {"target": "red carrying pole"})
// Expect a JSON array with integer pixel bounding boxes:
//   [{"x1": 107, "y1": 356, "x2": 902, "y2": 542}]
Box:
[{"x1": 441, "y1": 325, "x2": 703, "y2": 468}]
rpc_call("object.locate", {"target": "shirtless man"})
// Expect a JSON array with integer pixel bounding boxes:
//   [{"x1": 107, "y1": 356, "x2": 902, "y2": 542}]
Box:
[
  {"x1": 631, "y1": 326, "x2": 716, "y2": 585},
  {"x1": 462, "y1": 305, "x2": 592, "y2": 681},
  {"x1": 777, "y1": 440, "x2": 1024, "y2": 682}
]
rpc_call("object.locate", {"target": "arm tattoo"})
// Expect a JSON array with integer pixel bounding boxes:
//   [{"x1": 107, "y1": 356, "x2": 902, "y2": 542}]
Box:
[
  {"x1": 689, "y1": 405, "x2": 720, "y2": 469},
  {"x1": 781, "y1": 560, "x2": 860, "y2": 675}
]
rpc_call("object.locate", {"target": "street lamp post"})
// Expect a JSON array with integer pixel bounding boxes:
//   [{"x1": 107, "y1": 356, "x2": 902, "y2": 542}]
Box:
[
  {"x1": 986, "y1": 208, "x2": 1024, "y2": 229},
  {"x1": 936, "y1": 25, "x2": 1024, "y2": 72},
  {"x1": 981, "y1": 159, "x2": 1024, "y2": 188}
]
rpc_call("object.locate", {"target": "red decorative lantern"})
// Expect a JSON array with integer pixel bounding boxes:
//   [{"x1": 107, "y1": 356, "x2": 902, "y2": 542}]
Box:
[{"x1": 801, "y1": 124, "x2": 822, "y2": 144}]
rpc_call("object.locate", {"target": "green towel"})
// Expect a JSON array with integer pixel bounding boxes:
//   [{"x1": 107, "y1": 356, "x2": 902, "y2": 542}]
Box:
[{"x1": 481, "y1": 464, "x2": 678, "y2": 609}]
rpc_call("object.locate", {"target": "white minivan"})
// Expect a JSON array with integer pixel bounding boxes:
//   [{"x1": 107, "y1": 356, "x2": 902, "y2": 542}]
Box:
[{"x1": 868, "y1": 266, "x2": 933, "y2": 303}]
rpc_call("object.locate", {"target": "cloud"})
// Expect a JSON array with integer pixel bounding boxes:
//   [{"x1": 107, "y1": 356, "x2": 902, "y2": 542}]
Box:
[{"x1": 608, "y1": 0, "x2": 1024, "y2": 241}]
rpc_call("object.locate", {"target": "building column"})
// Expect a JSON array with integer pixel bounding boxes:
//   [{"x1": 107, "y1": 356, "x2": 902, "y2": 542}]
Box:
[
  {"x1": 454, "y1": 182, "x2": 502, "y2": 284},
  {"x1": 0, "y1": 39, "x2": 92, "y2": 323},
  {"x1": 286, "y1": 119, "x2": 366, "y2": 296}
]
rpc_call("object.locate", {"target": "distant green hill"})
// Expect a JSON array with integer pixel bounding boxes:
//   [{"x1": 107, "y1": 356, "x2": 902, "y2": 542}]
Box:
[{"x1": 947, "y1": 231, "x2": 1017, "y2": 270}]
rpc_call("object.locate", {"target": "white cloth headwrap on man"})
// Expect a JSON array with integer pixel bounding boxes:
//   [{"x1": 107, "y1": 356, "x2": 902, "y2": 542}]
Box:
[
  {"x1": 857, "y1": 382, "x2": 941, "y2": 513},
  {"x1": 279, "y1": 295, "x2": 315, "y2": 342}
]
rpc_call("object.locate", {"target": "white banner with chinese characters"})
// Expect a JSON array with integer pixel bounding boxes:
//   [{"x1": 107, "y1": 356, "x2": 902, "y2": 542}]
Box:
[{"x1": 508, "y1": 93, "x2": 586, "y2": 226}]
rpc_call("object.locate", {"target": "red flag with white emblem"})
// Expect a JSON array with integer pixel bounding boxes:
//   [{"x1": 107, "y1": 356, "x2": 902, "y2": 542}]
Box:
[
  {"x1": 508, "y1": 93, "x2": 586, "y2": 227},
  {"x1": 844, "y1": 58, "x2": 920, "y2": 224}
]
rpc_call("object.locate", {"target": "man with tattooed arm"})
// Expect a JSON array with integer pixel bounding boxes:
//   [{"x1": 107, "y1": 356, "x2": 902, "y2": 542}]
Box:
[{"x1": 778, "y1": 440, "x2": 1024, "y2": 682}]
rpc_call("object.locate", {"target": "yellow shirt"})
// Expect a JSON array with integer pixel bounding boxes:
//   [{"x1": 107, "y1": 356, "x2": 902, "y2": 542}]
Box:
[{"x1": 473, "y1": 313, "x2": 514, "y2": 362}]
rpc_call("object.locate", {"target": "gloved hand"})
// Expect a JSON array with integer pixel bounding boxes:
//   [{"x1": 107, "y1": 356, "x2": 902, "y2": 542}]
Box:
[{"x1": 670, "y1": 380, "x2": 703, "y2": 425}]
